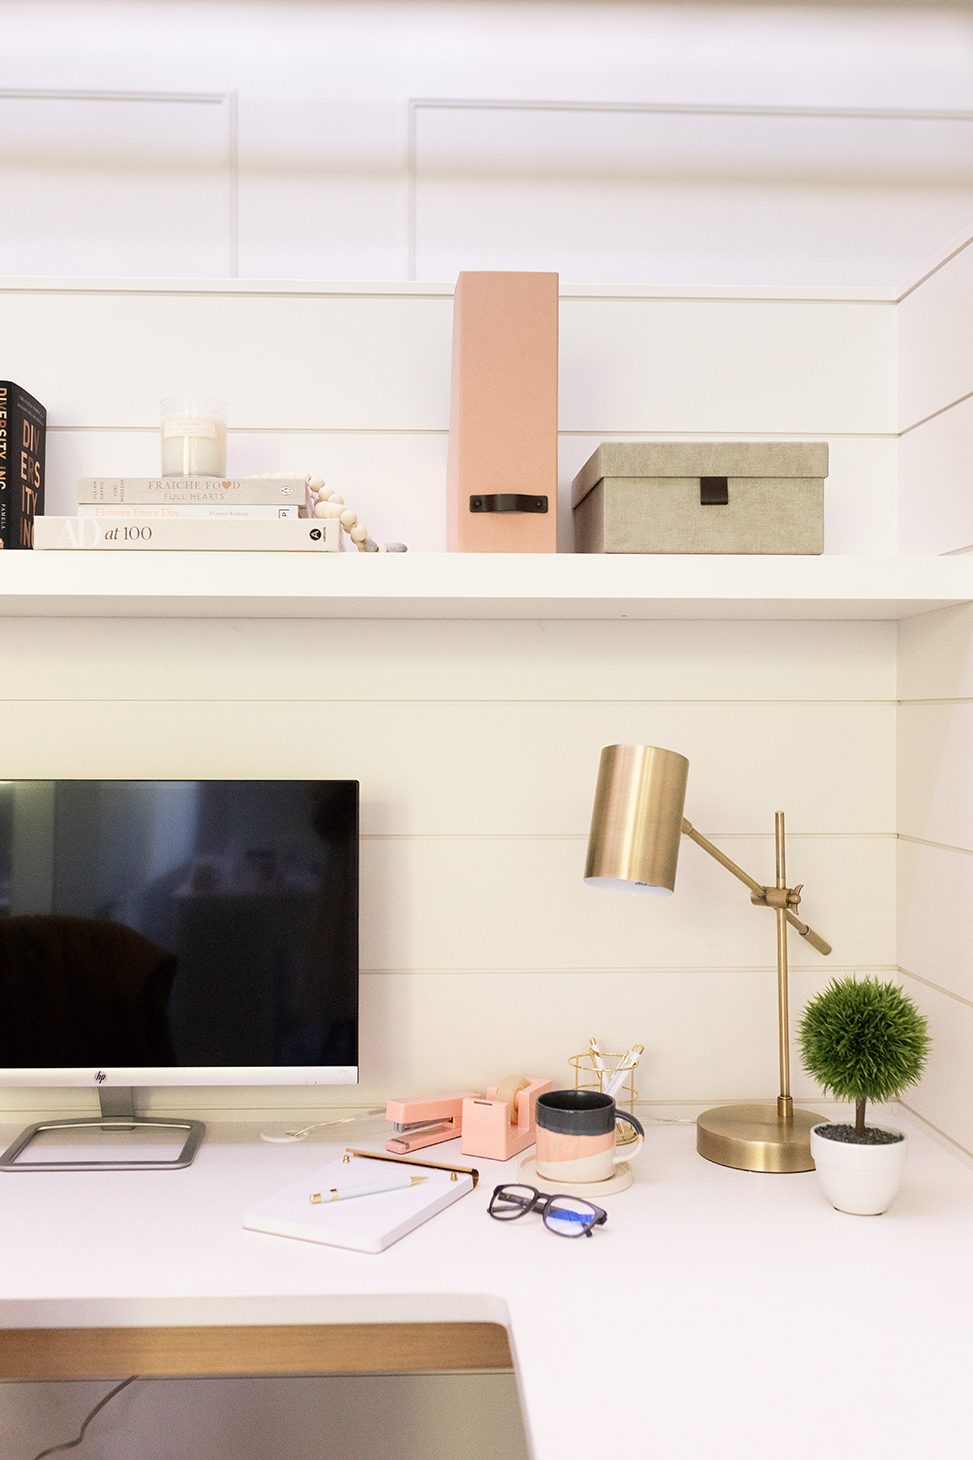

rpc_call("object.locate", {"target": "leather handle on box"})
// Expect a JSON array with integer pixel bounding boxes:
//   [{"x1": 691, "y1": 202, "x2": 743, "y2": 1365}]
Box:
[
  {"x1": 700, "y1": 476, "x2": 729, "y2": 506},
  {"x1": 469, "y1": 494, "x2": 548, "y2": 514}
]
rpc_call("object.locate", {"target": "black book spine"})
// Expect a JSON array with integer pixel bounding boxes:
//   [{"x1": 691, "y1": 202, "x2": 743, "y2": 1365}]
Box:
[{"x1": 0, "y1": 382, "x2": 47, "y2": 550}]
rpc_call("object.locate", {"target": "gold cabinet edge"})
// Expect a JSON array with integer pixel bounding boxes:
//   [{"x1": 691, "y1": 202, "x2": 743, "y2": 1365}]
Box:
[{"x1": 0, "y1": 1323, "x2": 513, "y2": 1379}]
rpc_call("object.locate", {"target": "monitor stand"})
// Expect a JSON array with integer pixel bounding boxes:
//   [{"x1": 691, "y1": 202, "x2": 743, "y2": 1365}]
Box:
[{"x1": 0, "y1": 1088, "x2": 206, "y2": 1172}]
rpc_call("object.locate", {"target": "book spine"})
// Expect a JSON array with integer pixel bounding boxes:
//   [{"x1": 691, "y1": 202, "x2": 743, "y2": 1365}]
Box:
[
  {"x1": 33, "y1": 517, "x2": 340, "y2": 552},
  {"x1": 0, "y1": 382, "x2": 47, "y2": 550},
  {"x1": 77, "y1": 503, "x2": 300, "y2": 520},
  {"x1": 77, "y1": 477, "x2": 306, "y2": 505}
]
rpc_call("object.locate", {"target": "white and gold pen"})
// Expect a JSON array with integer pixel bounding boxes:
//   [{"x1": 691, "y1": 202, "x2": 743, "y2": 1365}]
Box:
[
  {"x1": 604, "y1": 1043, "x2": 645, "y2": 1098},
  {"x1": 309, "y1": 1173, "x2": 427, "y2": 1204}
]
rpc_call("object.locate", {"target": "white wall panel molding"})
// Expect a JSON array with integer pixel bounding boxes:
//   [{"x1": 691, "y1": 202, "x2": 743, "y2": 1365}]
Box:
[
  {"x1": 0, "y1": 89, "x2": 237, "y2": 277},
  {"x1": 0, "y1": 88, "x2": 230, "y2": 104},
  {"x1": 411, "y1": 97, "x2": 973, "y2": 288}
]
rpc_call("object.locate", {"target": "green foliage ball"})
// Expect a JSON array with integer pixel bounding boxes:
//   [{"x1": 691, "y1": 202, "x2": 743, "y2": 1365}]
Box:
[{"x1": 798, "y1": 976, "x2": 930, "y2": 1105}]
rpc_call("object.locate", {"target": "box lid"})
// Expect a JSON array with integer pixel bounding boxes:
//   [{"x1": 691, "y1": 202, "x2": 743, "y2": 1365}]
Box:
[{"x1": 570, "y1": 440, "x2": 829, "y2": 508}]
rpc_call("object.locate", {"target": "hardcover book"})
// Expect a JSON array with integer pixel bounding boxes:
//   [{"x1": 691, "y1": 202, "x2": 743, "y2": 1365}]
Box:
[
  {"x1": 77, "y1": 503, "x2": 300, "y2": 520},
  {"x1": 77, "y1": 476, "x2": 306, "y2": 506},
  {"x1": 0, "y1": 382, "x2": 46, "y2": 550},
  {"x1": 34, "y1": 516, "x2": 340, "y2": 552}
]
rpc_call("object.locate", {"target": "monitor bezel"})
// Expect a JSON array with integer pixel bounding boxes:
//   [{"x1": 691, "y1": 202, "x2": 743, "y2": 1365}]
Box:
[{"x1": 0, "y1": 776, "x2": 361, "y2": 1090}]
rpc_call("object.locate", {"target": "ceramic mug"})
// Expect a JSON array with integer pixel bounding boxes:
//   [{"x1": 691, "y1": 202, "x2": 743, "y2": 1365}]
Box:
[{"x1": 535, "y1": 1090, "x2": 644, "y2": 1183}]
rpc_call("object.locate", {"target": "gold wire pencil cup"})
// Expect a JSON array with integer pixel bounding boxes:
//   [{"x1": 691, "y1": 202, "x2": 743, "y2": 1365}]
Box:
[{"x1": 570, "y1": 1051, "x2": 640, "y2": 1143}]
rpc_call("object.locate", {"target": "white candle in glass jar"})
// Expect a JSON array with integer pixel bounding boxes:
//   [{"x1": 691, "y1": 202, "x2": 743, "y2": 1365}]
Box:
[{"x1": 161, "y1": 395, "x2": 228, "y2": 477}]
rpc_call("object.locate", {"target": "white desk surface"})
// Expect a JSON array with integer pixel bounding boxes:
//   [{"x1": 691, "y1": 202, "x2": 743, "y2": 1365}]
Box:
[{"x1": 0, "y1": 1110, "x2": 970, "y2": 1460}]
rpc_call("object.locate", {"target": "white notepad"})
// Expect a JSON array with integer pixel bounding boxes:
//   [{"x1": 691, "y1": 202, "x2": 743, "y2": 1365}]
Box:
[{"x1": 242, "y1": 1152, "x2": 476, "y2": 1253}]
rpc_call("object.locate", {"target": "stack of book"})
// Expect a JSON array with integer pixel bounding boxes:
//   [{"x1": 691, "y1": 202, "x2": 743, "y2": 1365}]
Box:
[{"x1": 33, "y1": 476, "x2": 340, "y2": 552}]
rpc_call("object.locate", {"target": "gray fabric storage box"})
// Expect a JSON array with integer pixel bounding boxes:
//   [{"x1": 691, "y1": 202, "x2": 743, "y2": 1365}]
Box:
[{"x1": 571, "y1": 442, "x2": 827, "y2": 554}]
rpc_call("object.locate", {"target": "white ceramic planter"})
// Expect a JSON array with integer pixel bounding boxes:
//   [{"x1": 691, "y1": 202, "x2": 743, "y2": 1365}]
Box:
[{"x1": 810, "y1": 1124, "x2": 907, "y2": 1216}]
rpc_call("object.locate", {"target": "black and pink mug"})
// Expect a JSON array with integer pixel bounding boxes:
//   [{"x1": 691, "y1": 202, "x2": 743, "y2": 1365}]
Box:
[{"x1": 535, "y1": 1090, "x2": 645, "y2": 1183}]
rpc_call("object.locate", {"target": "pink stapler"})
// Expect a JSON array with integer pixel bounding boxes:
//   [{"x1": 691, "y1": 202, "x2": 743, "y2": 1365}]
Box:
[
  {"x1": 385, "y1": 1091, "x2": 479, "y2": 1154},
  {"x1": 460, "y1": 1076, "x2": 553, "y2": 1161}
]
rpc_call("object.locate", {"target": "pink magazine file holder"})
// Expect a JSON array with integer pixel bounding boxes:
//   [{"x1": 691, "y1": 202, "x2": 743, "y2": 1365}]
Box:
[{"x1": 446, "y1": 271, "x2": 559, "y2": 554}]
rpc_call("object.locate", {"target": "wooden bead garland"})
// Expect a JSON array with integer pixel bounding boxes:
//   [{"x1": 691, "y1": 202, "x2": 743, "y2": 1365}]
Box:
[{"x1": 256, "y1": 474, "x2": 407, "y2": 553}]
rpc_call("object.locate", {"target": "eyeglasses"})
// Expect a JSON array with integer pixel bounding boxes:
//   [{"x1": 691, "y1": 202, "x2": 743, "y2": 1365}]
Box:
[{"x1": 487, "y1": 1183, "x2": 608, "y2": 1238}]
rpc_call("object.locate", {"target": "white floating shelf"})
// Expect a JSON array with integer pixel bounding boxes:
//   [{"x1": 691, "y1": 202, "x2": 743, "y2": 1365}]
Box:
[{"x1": 1, "y1": 552, "x2": 971, "y2": 621}]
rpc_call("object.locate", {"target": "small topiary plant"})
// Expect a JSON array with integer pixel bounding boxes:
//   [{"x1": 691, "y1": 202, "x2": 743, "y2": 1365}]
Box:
[{"x1": 798, "y1": 976, "x2": 930, "y2": 1143}]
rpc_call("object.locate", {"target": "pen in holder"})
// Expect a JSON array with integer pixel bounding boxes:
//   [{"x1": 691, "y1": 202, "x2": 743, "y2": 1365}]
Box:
[{"x1": 570, "y1": 1043, "x2": 643, "y2": 1145}]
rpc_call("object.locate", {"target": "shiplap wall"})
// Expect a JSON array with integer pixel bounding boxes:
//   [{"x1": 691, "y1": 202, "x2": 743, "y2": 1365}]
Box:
[
  {"x1": 1, "y1": 280, "x2": 897, "y2": 1119},
  {"x1": 898, "y1": 240, "x2": 973, "y2": 1159}
]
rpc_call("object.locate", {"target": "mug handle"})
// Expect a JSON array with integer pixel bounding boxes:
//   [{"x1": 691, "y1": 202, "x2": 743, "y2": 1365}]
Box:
[{"x1": 612, "y1": 1109, "x2": 645, "y2": 1166}]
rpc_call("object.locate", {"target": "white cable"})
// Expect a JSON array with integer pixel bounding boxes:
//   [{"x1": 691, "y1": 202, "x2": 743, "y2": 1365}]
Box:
[{"x1": 260, "y1": 1108, "x2": 385, "y2": 1143}]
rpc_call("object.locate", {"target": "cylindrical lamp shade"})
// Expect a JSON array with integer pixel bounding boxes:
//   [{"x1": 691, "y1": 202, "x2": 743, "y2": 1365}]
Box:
[{"x1": 584, "y1": 745, "x2": 689, "y2": 893}]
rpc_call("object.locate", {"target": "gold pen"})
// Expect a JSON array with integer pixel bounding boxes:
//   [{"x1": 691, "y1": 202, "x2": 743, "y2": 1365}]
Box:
[{"x1": 342, "y1": 1147, "x2": 480, "y2": 1188}]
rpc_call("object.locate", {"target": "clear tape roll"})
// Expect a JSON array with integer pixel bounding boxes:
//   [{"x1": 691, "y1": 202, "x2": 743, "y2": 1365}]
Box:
[{"x1": 495, "y1": 1074, "x2": 529, "y2": 1124}]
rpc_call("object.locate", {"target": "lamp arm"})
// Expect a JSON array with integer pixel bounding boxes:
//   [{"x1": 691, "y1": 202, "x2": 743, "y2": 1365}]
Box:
[
  {"x1": 784, "y1": 913, "x2": 831, "y2": 957},
  {"x1": 681, "y1": 818, "x2": 764, "y2": 897},
  {"x1": 680, "y1": 818, "x2": 832, "y2": 958}
]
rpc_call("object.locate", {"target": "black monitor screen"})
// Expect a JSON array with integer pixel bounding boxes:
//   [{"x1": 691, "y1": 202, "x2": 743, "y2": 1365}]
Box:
[{"x1": 0, "y1": 780, "x2": 359, "y2": 1081}]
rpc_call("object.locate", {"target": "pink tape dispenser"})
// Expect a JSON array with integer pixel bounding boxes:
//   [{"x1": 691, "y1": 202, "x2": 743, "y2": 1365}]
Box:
[
  {"x1": 460, "y1": 1075, "x2": 553, "y2": 1161},
  {"x1": 384, "y1": 1091, "x2": 479, "y2": 1154}
]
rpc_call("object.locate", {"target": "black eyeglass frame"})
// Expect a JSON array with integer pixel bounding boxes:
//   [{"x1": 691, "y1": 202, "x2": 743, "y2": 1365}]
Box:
[{"x1": 487, "y1": 1183, "x2": 608, "y2": 1238}]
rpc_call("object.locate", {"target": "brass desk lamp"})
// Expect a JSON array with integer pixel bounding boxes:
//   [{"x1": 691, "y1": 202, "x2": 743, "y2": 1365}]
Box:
[{"x1": 584, "y1": 744, "x2": 832, "y2": 1173}]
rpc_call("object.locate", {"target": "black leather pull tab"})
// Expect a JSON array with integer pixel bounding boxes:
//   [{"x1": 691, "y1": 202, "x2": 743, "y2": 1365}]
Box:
[
  {"x1": 700, "y1": 476, "x2": 729, "y2": 506},
  {"x1": 469, "y1": 493, "x2": 548, "y2": 514}
]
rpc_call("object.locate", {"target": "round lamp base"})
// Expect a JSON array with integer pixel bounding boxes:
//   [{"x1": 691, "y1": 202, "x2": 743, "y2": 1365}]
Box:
[{"x1": 696, "y1": 1102, "x2": 824, "y2": 1173}]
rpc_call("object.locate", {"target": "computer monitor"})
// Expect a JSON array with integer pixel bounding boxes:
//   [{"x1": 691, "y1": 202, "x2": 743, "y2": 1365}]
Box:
[{"x1": 0, "y1": 779, "x2": 359, "y2": 1170}]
